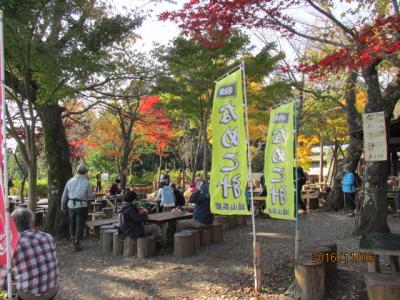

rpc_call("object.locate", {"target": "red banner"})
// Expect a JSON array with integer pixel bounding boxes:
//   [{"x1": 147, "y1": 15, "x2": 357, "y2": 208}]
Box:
[{"x1": 0, "y1": 32, "x2": 19, "y2": 265}]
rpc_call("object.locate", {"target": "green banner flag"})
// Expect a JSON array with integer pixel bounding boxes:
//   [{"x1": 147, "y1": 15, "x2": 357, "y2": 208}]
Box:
[
  {"x1": 263, "y1": 102, "x2": 295, "y2": 220},
  {"x1": 210, "y1": 69, "x2": 249, "y2": 215}
]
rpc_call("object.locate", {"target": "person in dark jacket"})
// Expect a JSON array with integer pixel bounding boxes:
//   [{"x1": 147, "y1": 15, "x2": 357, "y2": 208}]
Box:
[
  {"x1": 177, "y1": 181, "x2": 213, "y2": 231},
  {"x1": 109, "y1": 178, "x2": 121, "y2": 195},
  {"x1": 117, "y1": 191, "x2": 161, "y2": 242},
  {"x1": 170, "y1": 183, "x2": 185, "y2": 207}
]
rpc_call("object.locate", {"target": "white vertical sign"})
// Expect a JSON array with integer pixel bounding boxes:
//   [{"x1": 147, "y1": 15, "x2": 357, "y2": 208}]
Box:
[{"x1": 362, "y1": 111, "x2": 387, "y2": 161}]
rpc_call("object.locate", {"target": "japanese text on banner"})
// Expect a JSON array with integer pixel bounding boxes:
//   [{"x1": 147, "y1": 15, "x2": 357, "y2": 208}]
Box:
[
  {"x1": 210, "y1": 69, "x2": 249, "y2": 215},
  {"x1": 263, "y1": 103, "x2": 295, "y2": 220}
]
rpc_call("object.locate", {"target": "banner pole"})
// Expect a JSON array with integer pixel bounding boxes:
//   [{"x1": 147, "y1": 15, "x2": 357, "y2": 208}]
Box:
[
  {"x1": 293, "y1": 100, "x2": 300, "y2": 260},
  {"x1": 0, "y1": 10, "x2": 12, "y2": 299},
  {"x1": 241, "y1": 60, "x2": 261, "y2": 291}
]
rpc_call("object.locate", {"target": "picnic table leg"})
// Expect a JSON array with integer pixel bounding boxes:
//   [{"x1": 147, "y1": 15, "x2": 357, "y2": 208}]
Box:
[
  {"x1": 159, "y1": 223, "x2": 168, "y2": 245},
  {"x1": 389, "y1": 256, "x2": 400, "y2": 273},
  {"x1": 368, "y1": 254, "x2": 380, "y2": 273}
]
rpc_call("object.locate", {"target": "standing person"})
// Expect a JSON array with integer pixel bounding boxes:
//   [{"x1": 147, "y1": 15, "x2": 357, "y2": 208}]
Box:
[
  {"x1": 61, "y1": 164, "x2": 94, "y2": 251},
  {"x1": 160, "y1": 169, "x2": 171, "y2": 186},
  {"x1": 117, "y1": 191, "x2": 162, "y2": 244},
  {"x1": 177, "y1": 181, "x2": 213, "y2": 231},
  {"x1": 294, "y1": 166, "x2": 307, "y2": 212},
  {"x1": 95, "y1": 172, "x2": 102, "y2": 192},
  {"x1": 7, "y1": 177, "x2": 13, "y2": 196},
  {"x1": 0, "y1": 208, "x2": 59, "y2": 299},
  {"x1": 170, "y1": 183, "x2": 185, "y2": 207},
  {"x1": 109, "y1": 178, "x2": 121, "y2": 195},
  {"x1": 155, "y1": 183, "x2": 176, "y2": 212},
  {"x1": 342, "y1": 164, "x2": 356, "y2": 216}
]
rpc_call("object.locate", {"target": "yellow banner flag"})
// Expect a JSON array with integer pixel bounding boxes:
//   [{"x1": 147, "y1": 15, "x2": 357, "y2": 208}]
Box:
[
  {"x1": 210, "y1": 69, "x2": 249, "y2": 215},
  {"x1": 264, "y1": 103, "x2": 295, "y2": 220}
]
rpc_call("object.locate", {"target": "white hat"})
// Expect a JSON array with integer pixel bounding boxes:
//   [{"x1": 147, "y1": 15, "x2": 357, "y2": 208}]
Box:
[{"x1": 77, "y1": 164, "x2": 89, "y2": 173}]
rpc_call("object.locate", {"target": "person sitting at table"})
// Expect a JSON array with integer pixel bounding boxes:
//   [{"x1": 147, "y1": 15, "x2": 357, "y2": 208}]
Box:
[
  {"x1": 177, "y1": 181, "x2": 213, "y2": 231},
  {"x1": 170, "y1": 183, "x2": 185, "y2": 207},
  {"x1": 183, "y1": 183, "x2": 197, "y2": 204},
  {"x1": 109, "y1": 178, "x2": 121, "y2": 195},
  {"x1": 155, "y1": 183, "x2": 176, "y2": 212},
  {"x1": 117, "y1": 191, "x2": 162, "y2": 244}
]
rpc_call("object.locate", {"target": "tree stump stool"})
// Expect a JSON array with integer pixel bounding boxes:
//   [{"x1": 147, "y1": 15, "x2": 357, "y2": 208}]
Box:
[
  {"x1": 113, "y1": 232, "x2": 124, "y2": 256},
  {"x1": 214, "y1": 215, "x2": 230, "y2": 230},
  {"x1": 174, "y1": 232, "x2": 194, "y2": 258},
  {"x1": 295, "y1": 258, "x2": 325, "y2": 300},
  {"x1": 230, "y1": 215, "x2": 239, "y2": 228},
  {"x1": 100, "y1": 224, "x2": 117, "y2": 243},
  {"x1": 200, "y1": 227, "x2": 212, "y2": 247},
  {"x1": 364, "y1": 272, "x2": 400, "y2": 300},
  {"x1": 102, "y1": 229, "x2": 117, "y2": 253},
  {"x1": 182, "y1": 229, "x2": 201, "y2": 252},
  {"x1": 211, "y1": 224, "x2": 223, "y2": 243},
  {"x1": 137, "y1": 236, "x2": 156, "y2": 258},
  {"x1": 313, "y1": 240, "x2": 338, "y2": 283},
  {"x1": 123, "y1": 237, "x2": 137, "y2": 256},
  {"x1": 237, "y1": 215, "x2": 247, "y2": 226},
  {"x1": 102, "y1": 207, "x2": 114, "y2": 219}
]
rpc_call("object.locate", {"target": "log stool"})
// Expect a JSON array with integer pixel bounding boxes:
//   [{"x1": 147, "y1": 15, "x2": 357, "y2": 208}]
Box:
[
  {"x1": 123, "y1": 237, "x2": 137, "y2": 256},
  {"x1": 102, "y1": 207, "x2": 114, "y2": 219},
  {"x1": 364, "y1": 272, "x2": 400, "y2": 300},
  {"x1": 200, "y1": 227, "x2": 212, "y2": 247},
  {"x1": 214, "y1": 215, "x2": 230, "y2": 230},
  {"x1": 211, "y1": 224, "x2": 223, "y2": 243},
  {"x1": 112, "y1": 232, "x2": 124, "y2": 256},
  {"x1": 237, "y1": 215, "x2": 247, "y2": 226},
  {"x1": 230, "y1": 215, "x2": 239, "y2": 228},
  {"x1": 100, "y1": 224, "x2": 117, "y2": 243},
  {"x1": 295, "y1": 258, "x2": 325, "y2": 300},
  {"x1": 102, "y1": 229, "x2": 117, "y2": 253},
  {"x1": 174, "y1": 232, "x2": 194, "y2": 258},
  {"x1": 182, "y1": 229, "x2": 201, "y2": 252},
  {"x1": 137, "y1": 236, "x2": 156, "y2": 258},
  {"x1": 313, "y1": 240, "x2": 338, "y2": 284}
]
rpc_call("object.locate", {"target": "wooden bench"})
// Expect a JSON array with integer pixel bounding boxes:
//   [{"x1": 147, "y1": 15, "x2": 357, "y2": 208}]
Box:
[
  {"x1": 364, "y1": 272, "x2": 400, "y2": 300},
  {"x1": 360, "y1": 233, "x2": 400, "y2": 273}
]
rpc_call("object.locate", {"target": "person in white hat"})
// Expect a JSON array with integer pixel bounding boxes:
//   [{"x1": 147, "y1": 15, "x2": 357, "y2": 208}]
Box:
[{"x1": 61, "y1": 164, "x2": 94, "y2": 251}]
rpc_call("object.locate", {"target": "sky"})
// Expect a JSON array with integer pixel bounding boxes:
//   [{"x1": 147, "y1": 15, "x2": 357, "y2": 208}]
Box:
[{"x1": 111, "y1": 0, "x2": 182, "y2": 52}]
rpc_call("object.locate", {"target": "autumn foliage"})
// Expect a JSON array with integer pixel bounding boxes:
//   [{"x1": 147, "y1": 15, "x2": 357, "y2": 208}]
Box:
[{"x1": 138, "y1": 95, "x2": 174, "y2": 155}]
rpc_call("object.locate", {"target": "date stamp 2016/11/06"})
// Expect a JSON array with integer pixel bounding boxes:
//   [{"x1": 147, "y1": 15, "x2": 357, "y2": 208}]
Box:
[{"x1": 312, "y1": 252, "x2": 375, "y2": 263}]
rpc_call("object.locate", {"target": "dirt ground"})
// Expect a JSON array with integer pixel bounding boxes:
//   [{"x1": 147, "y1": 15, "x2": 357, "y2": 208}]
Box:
[{"x1": 54, "y1": 212, "x2": 400, "y2": 300}]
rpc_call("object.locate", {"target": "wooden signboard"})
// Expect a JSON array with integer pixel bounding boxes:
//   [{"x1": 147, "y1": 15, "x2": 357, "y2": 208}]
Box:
[{"x1": 362, "y1": 112, "x2": 387, "y2": 161}]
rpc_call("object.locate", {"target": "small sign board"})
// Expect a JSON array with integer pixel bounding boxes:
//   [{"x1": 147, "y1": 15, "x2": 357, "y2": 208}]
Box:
[
  {"x1": 362, "y1": 111, "x2": 387, "y2": 161},
  {"x1": 101, "y1": 173, "x2": 109, "y2": 181}
]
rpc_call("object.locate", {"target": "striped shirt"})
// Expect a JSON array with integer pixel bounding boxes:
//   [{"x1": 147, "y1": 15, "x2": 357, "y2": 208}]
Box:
[{"x1": 0, "y1": 230, "x2": 59, "y2": 295}]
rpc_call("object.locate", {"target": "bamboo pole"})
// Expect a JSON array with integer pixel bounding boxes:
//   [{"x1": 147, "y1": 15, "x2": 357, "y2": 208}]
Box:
[
  {"x1": 294, "y1": 100, "x2": 301, "y2": 260},
  {"x1": 241, "y1": 61, "x2": 261, "y2": 292}
]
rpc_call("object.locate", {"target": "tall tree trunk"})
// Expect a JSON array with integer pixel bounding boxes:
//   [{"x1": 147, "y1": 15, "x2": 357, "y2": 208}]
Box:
[
  {"x1": 27, "y1": 158, "x2": 37, "y2": 212},
  {"x1": 191, "y1": 131, "x2": 202, "y2": 182},
  {"x1": 38, "y1": 103, "x2": 72, "y2": 237},
  {"x1": 327, "y1": 72, "x2": 363, "y2": 209},
  {"x1": 201, "y1": 121, "x2": 208, "y2": 179},
  {"x1": 319, "y1": 135, "x2": 324, "y2": 183},
  {"x1": 357, "y1": 66, "x2": 391, "y2": 234},
  {"x1": 120, "y1": 144, "x2": 130, "y2": 190},
  {"x1": 20, "y1": 174, "x2": 27, "y2": 203}
]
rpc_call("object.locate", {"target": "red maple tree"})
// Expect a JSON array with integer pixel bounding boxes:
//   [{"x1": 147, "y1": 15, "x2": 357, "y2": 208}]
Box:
[{"x1": 138, "y1": 95, "x2": 174, "y2": 156}]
